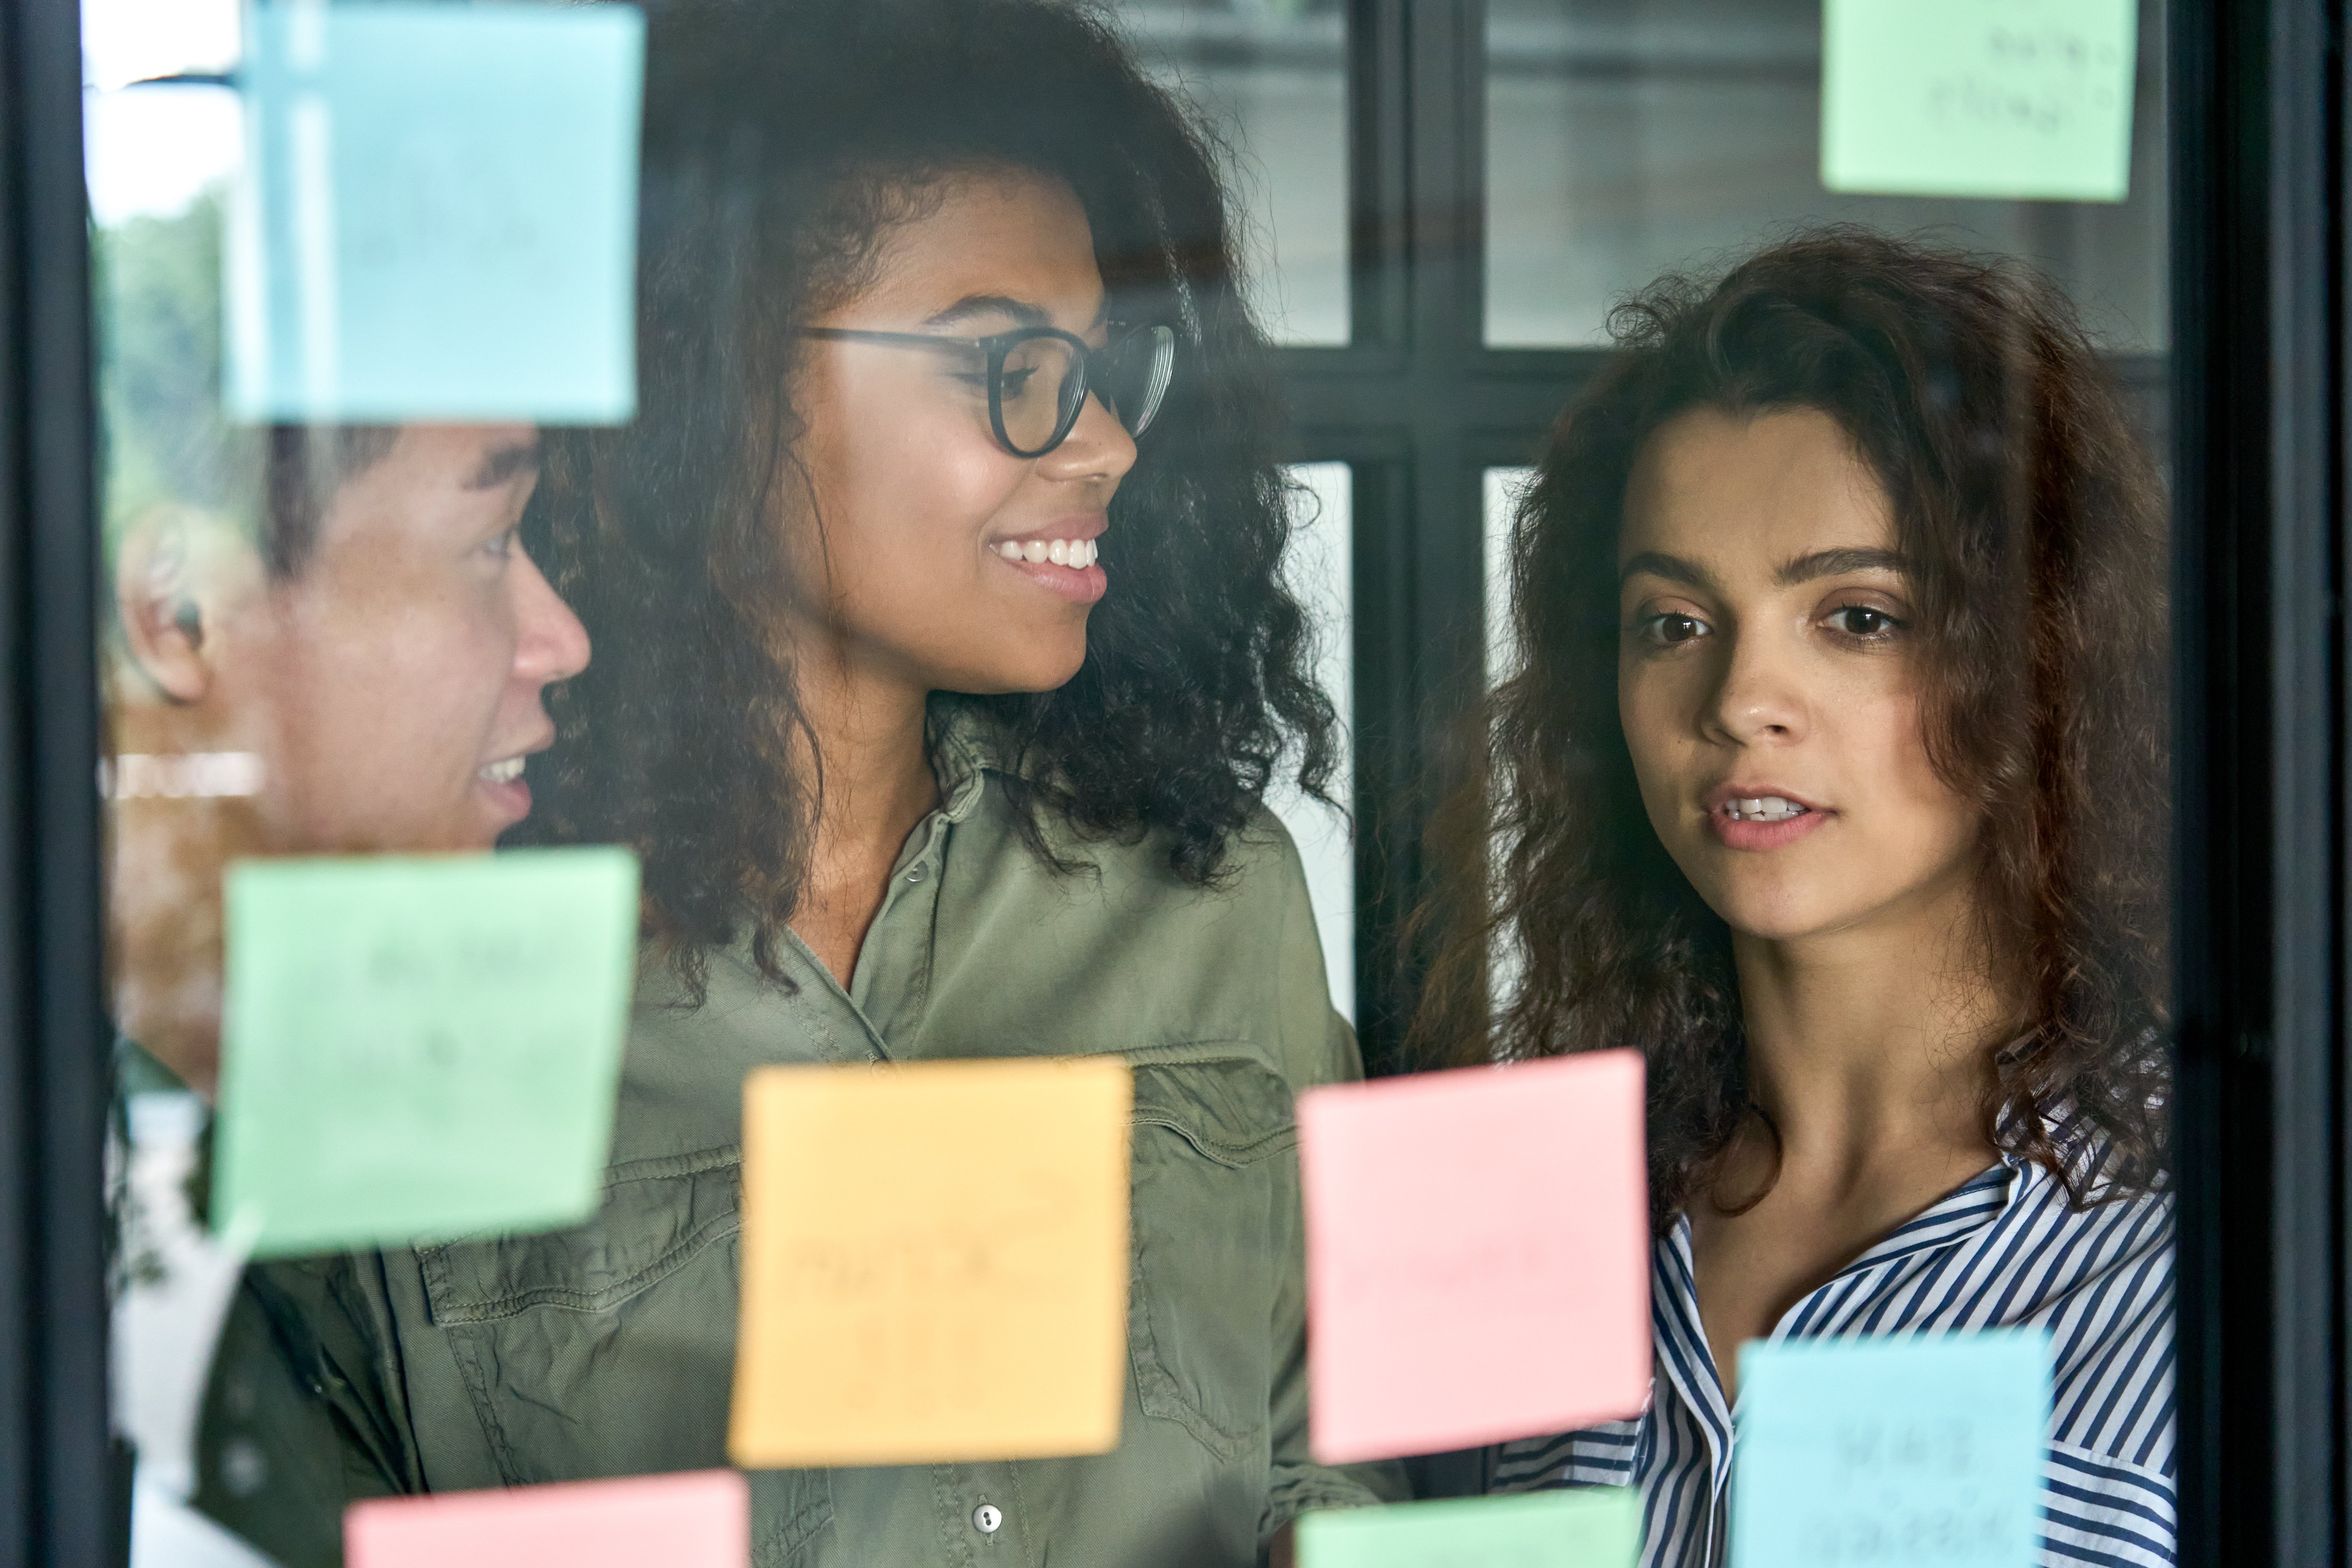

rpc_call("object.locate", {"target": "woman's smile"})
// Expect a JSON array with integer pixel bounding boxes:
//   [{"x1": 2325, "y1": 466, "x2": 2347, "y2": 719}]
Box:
[{"x1": 989, "y1": 514, "x2": 1107, "y2": 603}]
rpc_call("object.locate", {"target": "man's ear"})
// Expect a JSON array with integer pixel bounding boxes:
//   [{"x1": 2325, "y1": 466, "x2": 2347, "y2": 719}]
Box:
[{"x1": 115, "y1": 509, "x2": 254, "y2": 704}]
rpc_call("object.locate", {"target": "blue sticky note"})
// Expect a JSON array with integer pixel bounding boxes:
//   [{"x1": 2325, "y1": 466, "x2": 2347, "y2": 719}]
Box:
[
  {"x1": 1821, "y1": 0, "x2": 2137, "y2": 202},
  {"x1": 1299, "y1": 1490, "x2": 1639, "y2": 1568},
  {"x1": 227, "y1": 2, "x2": 643, "y2": 422},
  {"x1": 1731, "y1": 1332, "x2": 2051, "y2": 1568}
]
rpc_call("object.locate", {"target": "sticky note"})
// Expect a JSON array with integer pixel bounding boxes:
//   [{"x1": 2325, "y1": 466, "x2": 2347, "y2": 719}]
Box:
[
  {"x1": 1299, "y1": 1051, "x2": 1650, "y2": 1463},
  {"x1": 345, "y1": 1470, "x2": 748, "y2": 1568},
  {"x1": 730, "y1": 1056, "x2": 1132, "y2": 1467},
  {"x1": 1299, "y1": 1489, "x2": 1640, "y2": 1568},
  {"x1": 214, "y1": 848, "x2": 640, "y2": 1256},
  {"x1": 1730, "y1": 1331, "x2": 2051, "y2": 1568},
  {"x1": 1821, "y1": 0, "x2": 2137, "y2": 202},
  {"x1": 227, "y1": 2, "x2": 643, "y2": 421}
]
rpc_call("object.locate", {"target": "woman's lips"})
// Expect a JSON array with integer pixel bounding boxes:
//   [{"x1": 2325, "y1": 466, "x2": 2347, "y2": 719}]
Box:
[
  {"x1": 991, "y1": 537, "x2": 1107, "y2": 604},
  {"x1": 1702, "y1": 794, "x2": 1831, "y2": 851}
]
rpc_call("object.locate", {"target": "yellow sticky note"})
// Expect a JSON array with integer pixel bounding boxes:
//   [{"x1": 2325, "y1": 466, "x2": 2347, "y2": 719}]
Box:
[{"x1": 729, "y1": 1056, "x2": 1132, "y2": 1467}]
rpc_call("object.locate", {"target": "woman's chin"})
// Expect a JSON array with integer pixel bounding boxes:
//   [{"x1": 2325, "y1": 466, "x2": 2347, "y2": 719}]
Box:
[
  {"x1": 941, "y1": 643, "x2": 1091, "y2": 698},
  {"x1": 1702, "y1": 882, "x2": 1870, "y2": 946}
]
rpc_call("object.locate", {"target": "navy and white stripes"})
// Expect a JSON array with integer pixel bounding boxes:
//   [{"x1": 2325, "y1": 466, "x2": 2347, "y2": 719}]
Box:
[{"x1": 1491, "y1": 1153, "x2": 2175, "y2": 1566}]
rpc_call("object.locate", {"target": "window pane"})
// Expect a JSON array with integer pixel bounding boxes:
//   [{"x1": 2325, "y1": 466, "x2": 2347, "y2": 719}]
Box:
[
  {"x1": 1485, "y1": 0, "x2": 2169, "y2": 348},
  {"x1": 1272, "y1": 462, "x2": 1355, "y2": 1020},
  {"x1": 1114, "y1": 0, "x2": 1351, "y2": 345}
]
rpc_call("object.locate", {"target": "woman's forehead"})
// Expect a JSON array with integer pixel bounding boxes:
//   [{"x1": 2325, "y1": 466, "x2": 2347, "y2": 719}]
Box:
[
  {"x1": 1619, "y1": 405, "x2": 1895, "y2": 572},
  {"x1": 854, "y1": 169, "x2": 1104, "y2": 332}
]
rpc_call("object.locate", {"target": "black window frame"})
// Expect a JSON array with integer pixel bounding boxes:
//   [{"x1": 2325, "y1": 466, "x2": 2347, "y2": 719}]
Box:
[{"x1": 0, "y1": 0, "x2": 2340, "y2": 1560}]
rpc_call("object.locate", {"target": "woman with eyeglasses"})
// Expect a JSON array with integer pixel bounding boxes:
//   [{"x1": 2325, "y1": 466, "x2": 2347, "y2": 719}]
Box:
[{"x1": 200, "y1": 0, "x2": 1403, "y2": 1564}]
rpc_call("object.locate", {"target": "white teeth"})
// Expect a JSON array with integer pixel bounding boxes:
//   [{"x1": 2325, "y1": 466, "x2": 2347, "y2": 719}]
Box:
[
  {"x1": 478, "y1": 757, "x2": 525, "y2": 785},
  {"x1": 996, "y1": 539, "x2": 1098, "y2": 567},
  {"x1": 1726, "y1": 796, "x2": 1806, "y2": 822}
]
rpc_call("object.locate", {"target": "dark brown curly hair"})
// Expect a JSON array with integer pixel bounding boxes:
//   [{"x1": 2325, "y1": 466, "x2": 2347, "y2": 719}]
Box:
[{"x1": 1409, "y1": 228, "x2": 2170, "y2": 1231}]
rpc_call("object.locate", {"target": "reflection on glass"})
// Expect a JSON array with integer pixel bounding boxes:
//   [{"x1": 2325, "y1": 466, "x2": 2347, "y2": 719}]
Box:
[
  {"x1": 1114, "y1": 0, "x2": 1350, "y2": 344},
  {"x1": 1483, "y1": 466, "x2": 1535, "y2": 689},
  {"x1": 82, "y1": 0, "x2": 242, "y2": 228},
  {"x1": 1272, "y1": 461, "x2": 1354, "y2": 1020},
  {"x1": 1482, "y1": 466, "x2": 1534, "y2": 1015},
  {"x1": 1484, "y1": 0, "x2": 2168, "y2": 348}
]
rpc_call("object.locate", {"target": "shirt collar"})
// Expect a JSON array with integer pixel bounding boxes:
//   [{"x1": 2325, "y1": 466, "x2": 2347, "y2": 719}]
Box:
[
  {"x1": 1652, "y1": 1154, "x2": 2025, "y2": 1500},
  {"x1": 925, "y1": 698, "x2": 1002, "y2": 826}
]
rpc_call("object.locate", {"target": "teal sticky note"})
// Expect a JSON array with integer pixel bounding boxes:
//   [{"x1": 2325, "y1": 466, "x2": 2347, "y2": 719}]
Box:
[
  {"x1": 1821, "y1": 0, "x2": 2137, "y2": 202},
  {"x1": 1731, "y1": 1332, "x2": 2051, "y2": 1568},
  {"x1": 1298, "y1": 1490, "x2": 1639, "y2": 1568},
  {"x1": 226, "y1": 2, "x2": 643, "y2": 422},
  {"x1": 215, "y1": 848, "x2": 641, "y2": 1256}
]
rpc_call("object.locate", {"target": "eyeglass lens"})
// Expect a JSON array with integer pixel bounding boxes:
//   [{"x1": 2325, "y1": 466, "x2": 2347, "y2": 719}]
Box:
[{"x1": 996, "y1": 326, "x2": 1175, "y2": 455}]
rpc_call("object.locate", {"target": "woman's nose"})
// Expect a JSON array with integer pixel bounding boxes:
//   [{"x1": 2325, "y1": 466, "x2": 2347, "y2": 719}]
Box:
[
  {"x1": 1703, "y1": 629, "x2": 1806, "y2": 745},
  {"x1": 1036, "y1": 386, "x2": 1139, "y2": 485}
]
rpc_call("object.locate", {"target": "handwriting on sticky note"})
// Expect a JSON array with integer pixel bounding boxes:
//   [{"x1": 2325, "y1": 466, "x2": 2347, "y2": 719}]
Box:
[
  {"x1": 228, "y1": 2, "x2": 642, "y2": 421},
  {"x1": 1299, "y1": 1051, "x2": 1650, "y2": 1464},
  {"x1": 1730, "y1": 1332, "x2": 2051, "y2": 1568},
  {"x1": 214, "y1": 848, "x2": 640, "y2": 1256},
  {"x1": 1821, "y1": 0, "x2": 2137, "y2": 201},
  {"x1": 1299, "y1": 1489, "x2": 1640, "y2": 1568},
  {"x1": 729, "y1": 1056, "x2": 1131, "y2": 1467},
  {"x1": 345, "y1": 1470, "x2": 747, "y2": 1568}
]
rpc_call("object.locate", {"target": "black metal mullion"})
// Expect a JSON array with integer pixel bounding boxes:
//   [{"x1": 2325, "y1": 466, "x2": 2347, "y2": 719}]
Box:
[
  {"x1": 0, "y1": 0, "x2": 110, "y2": 1559},
  {"x1": 2171, "y1": 0, "x2": 2344, "y2": 1561},
  {"x1": 1346, "y1": 0, "x2": 1409, "y2": 353}
]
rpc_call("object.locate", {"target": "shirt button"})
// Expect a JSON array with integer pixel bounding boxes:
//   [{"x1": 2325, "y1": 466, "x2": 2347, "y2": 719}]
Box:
[
  {"x1": 972, "y1": 1503, "x2": 1002, "y2": 1534},
  {"x1": 907, "y1": 864, "x2": 929, "y2": 883}
]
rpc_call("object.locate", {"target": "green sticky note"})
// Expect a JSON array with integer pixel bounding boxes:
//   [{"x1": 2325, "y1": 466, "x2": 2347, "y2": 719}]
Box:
[
  {"x1": 1821, "y1": 0, "x2": 2137, "y2": 201},
  {"x1": 1730, "y1": 1331, "x2": 2051, "y2": 1568},
  {"x1": 1298, "y1": 1490, "x2": 1639, "y2": 1568},
  {"x1": 215, "y1": 848, "x2": 640, "y2": 1257}
]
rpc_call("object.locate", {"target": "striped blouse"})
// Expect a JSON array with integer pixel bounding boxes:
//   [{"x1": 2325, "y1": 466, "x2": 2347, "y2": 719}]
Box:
[{"x1": 1490, "y1": 1152, "x2": 2175, "y2": 1567}]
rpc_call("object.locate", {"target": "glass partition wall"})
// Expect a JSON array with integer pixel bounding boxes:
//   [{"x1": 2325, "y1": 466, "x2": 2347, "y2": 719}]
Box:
[{"x1": 0, "y1": 0, "x2": 2341, "y2": 1562}]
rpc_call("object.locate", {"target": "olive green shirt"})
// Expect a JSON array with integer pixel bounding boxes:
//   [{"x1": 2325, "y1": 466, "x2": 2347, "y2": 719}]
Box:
[{"x1": 196, "y1": 720, "x2": 1405, "y2": 1565}]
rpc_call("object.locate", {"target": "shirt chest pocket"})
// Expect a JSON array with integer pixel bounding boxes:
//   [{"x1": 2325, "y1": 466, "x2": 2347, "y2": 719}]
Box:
[
  {"x1": 1124, "y1": 1055, "x2": 1300, "y2": 1462},
  {"x1": 414, "y1": 1152, "x2": 833, "y2": 1568}
]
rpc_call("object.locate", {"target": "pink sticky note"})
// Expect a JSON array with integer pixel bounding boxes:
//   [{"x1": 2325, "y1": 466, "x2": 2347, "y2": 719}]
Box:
[
  {"x1": 1300, "y1": 1050, "x2": 1652, "y2": 1464},
  {"x1": 345, "y1": 1470, "x2": 748, "y2": 1568}
]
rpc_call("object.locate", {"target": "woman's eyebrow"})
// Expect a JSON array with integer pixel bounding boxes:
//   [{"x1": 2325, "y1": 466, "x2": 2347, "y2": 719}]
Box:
[
  {"x1": 922, "y1": 294, "x2": 1111, "y2": 333},
  {"x1": 1618, "y1": 550, "x2": 1716, "y2": 590},
  {"x1": 1775, "y1": 546, "x2": 1907, "y2": 585},
  {"x1": 923, "y1": 294, "x2": 1051, "y2": 330}
]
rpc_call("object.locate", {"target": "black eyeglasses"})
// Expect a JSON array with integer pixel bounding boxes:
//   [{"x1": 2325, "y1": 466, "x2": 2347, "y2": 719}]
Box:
[{"x1": 800, "y1": 322, "x2": 1176, "y2": 458}]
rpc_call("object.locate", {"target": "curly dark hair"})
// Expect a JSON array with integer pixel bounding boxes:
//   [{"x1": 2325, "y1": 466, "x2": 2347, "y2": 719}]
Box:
[
  {"x1": 1408, "y1": 228, "x2": 2170, "y2": 1230},
  {"x1": 510, "y1": 0, "x2": 1336, "y2": 998}
]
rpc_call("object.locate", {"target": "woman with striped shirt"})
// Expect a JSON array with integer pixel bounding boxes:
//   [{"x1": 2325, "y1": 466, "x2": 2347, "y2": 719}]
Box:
[{"x1": 1410, "y1": 230, "x2": 2173, "y2": 1566}]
